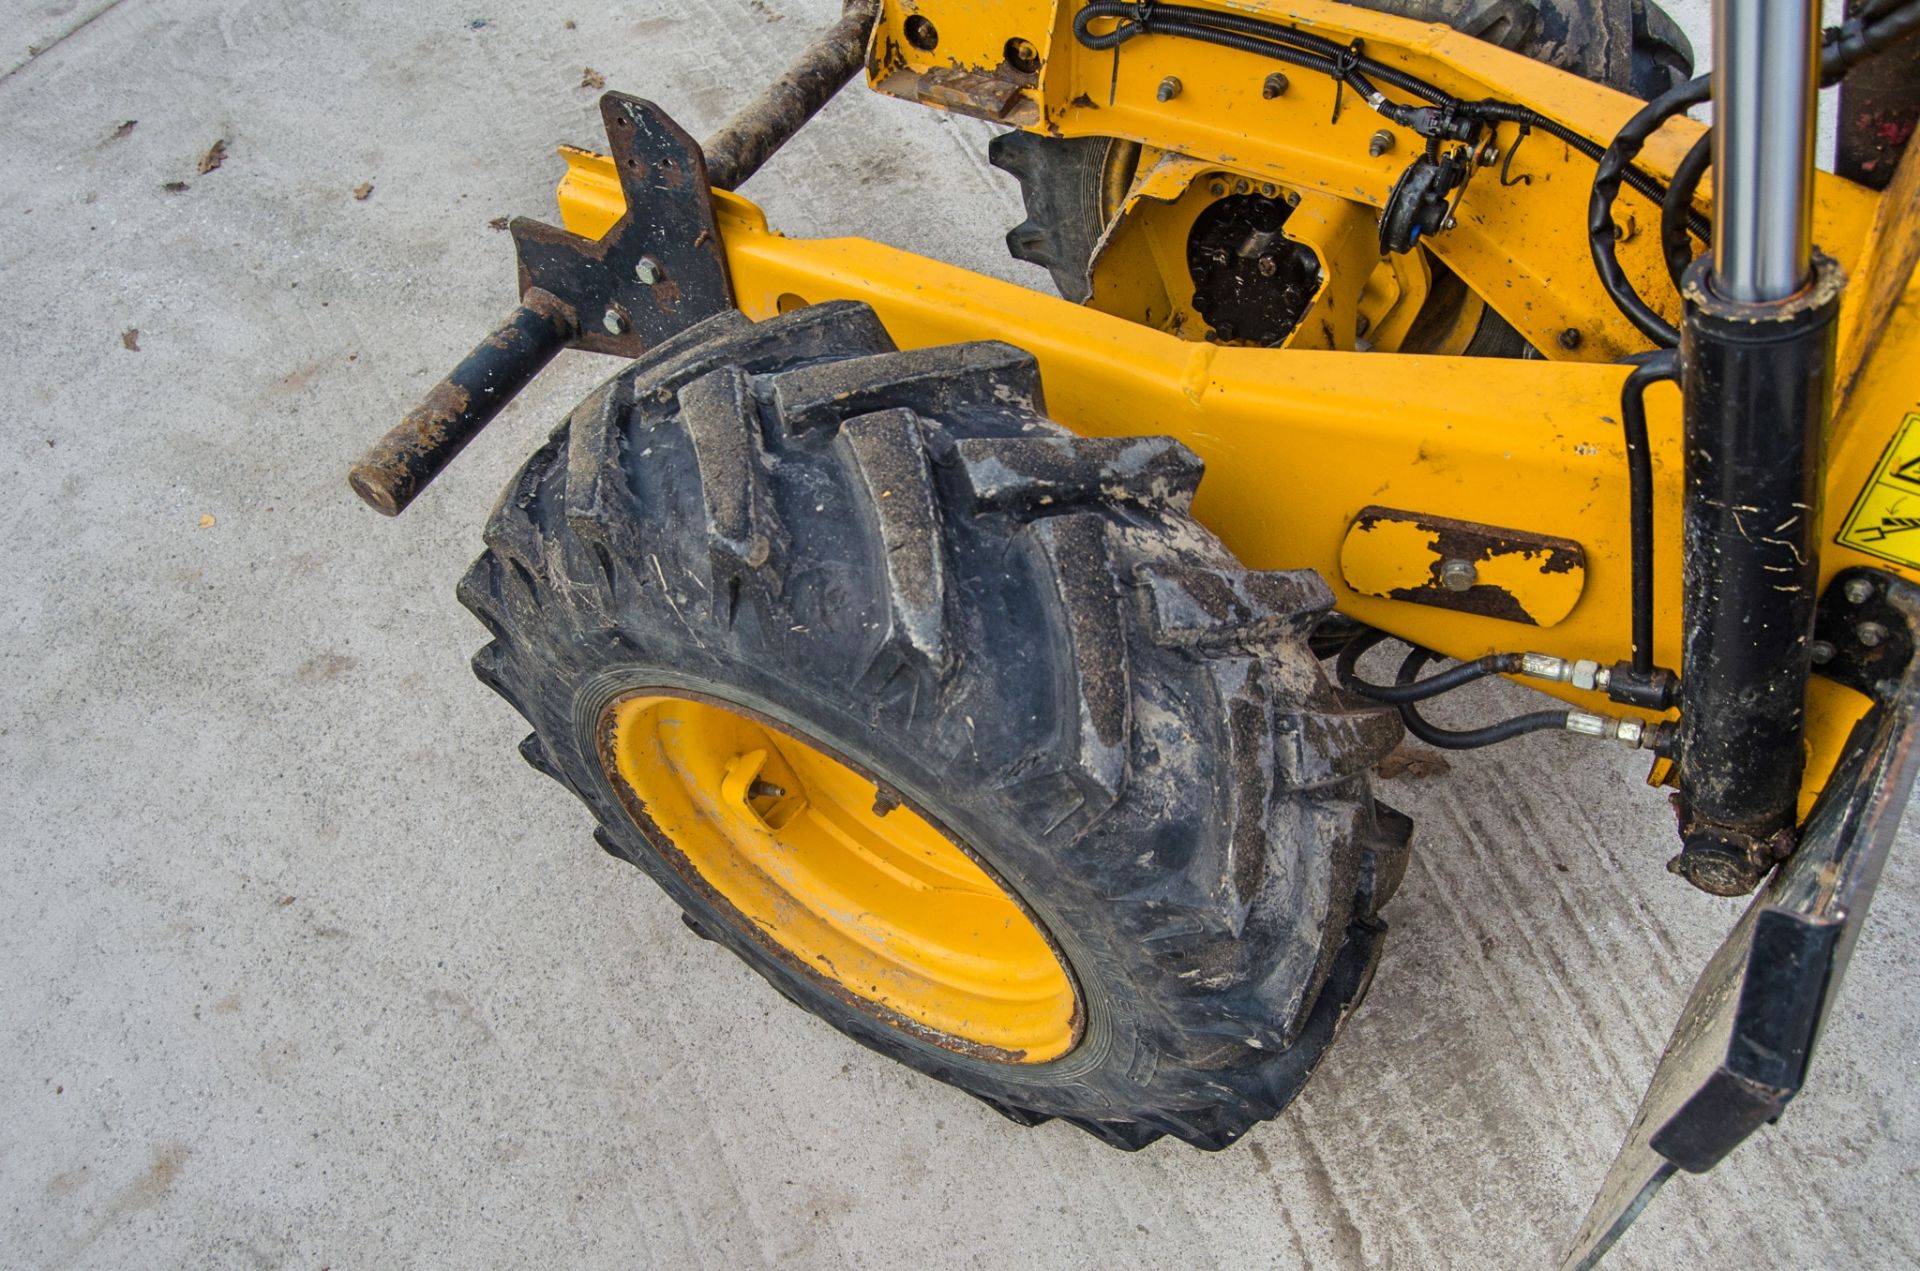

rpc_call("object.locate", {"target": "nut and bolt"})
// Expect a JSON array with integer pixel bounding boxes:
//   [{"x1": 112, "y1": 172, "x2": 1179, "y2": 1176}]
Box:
[
  {"x1": 601, "y1": 307, "x2": 629, "y2": 336},
  {"x1": 1810, "y1": 639, "x2": 1837, "y2": 664},
  {"x1": 1004, "y1": 37, "x2": 1041, "y2": 73},
  {"x1": 1565, "y1": 711, "x2": 1656, "y2": 749},
  {"x1": 1234, "y1": 178, "x2": 1250, "y2": 194},
  {"x1": 1559, "y1": 327, "x2": 1583, "y2": 351},
  {"x1": 1857, "y1": 621, "x2": 1889, "y2": 648},
  {"x1": 1156, "y1": 75, "x2": 1182, "y2": 102},
  {"x1": 1209, "y1": 179, "x2": 1227, "y2": 197},
  {"x1": 1844, "y1": 577, "x2": 1875, "y2": 604},
  {"x1": 1441, "y1": 214, "x2": 1457, "y2": 231},
  {"x1": 1259, "y1": 182, "x2": 1277, "y2": 197},
  {"x1": 1519, "y1": 653, "x2": 1606, "y2": 692},
  {"x1": 1256, "y1": 255, "x2": 1278, "y2": 277},
  {"x1": 1477, "y1": 143, "x2": 1500, "y2": 167},
  {"x1": 1368, "y1": 129, "x2": 1395, "y2": 157},
  {"x1": 634, "y1": 255, "x2": 663, "y2": 284},
  {"x1": 1262, "y1": 71, "x2": 1289, "y2": 98},
  {"x1": 1439, "y1": 558, "x2": 1478, "y2": 591}
]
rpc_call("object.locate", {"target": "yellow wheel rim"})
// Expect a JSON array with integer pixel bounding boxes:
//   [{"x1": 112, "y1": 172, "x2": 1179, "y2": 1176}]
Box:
[{"x1": 598, "y1": 693, "x2": 1081, "y2": 1063}]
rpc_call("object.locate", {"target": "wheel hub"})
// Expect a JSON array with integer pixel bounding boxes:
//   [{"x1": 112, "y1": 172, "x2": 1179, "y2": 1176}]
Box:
[{"x1": 598, "y1": 692, "x2": 1081, "y2": 1063}]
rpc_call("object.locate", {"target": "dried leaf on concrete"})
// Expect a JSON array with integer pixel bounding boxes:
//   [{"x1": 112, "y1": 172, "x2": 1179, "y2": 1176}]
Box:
[
  {"x1": 198, "y1": 139, "x2": 227, "y2": 174},
  {"x1": 121, "y1": 328, "x2": 140, "y2": 351},
  {"x1": 1376, "y1": 746, "x2": 1452, "y2": 780},
  {"x1": 353, "y1": 182, "x2": 374, "y2": 201},
  {"x1": 580, "y1": 67, "x2": 605, "y2": 89}
]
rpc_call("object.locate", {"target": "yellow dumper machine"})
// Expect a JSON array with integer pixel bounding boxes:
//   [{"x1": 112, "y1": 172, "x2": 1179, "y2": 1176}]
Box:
[{"x1": 351, "y1": 0, "x2": 1920, "y2": 1260}]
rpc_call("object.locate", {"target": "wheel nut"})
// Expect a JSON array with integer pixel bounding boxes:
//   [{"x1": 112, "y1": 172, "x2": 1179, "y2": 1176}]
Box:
[
  {"x1": 1369, "y1": 129, "x2": 1395, "y2": 157},
  {"x1": 1845, "y1": 577, "x2": 1874, "y2": 604},
  {"x1": 1156, "y1": 76, "x2": 1182, "y2": 102},
  {"x1": 1262, "y1": 72, "x2": 1289, "y2": 98},
  {"x1": 1857, "y1": 621, "x2": 1889, "y2": 648},
  {"x1": 602, "y1": 307, "x2": 629, "y2": 335},
  {"x1": 1439, "y1": 559, "x2": 1477, "y2": 591},
  {"x1": 634, "y1": 255, "x2": 663, "y2": 284}
]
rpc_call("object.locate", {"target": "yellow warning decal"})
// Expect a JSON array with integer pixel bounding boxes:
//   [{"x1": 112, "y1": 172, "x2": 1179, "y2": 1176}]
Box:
[{"x1": 1839, "y1": 412, "x2": 1920, "y2": 569}]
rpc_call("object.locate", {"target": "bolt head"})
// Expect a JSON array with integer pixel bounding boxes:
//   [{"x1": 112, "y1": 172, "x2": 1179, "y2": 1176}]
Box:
[
  {"x1": 1439, "y1": 558, "x2": 1477, "y2": 592},
  {"x1": 1477, "y1": 144, "x2": 1500, "y2": 167},
  {"x1": 602, "y1": 307, "x2": 629, "y2": 336},
  {"x1": 1844, "y1": 577, "x2": 1874, "y2": 604},
  {"x1": 1857, "y1": 621, "x2": 1889, "y2": 648},
  {"x1": 1256, "y1": 255, "x2": 1278, "y2": 277},
  {"x1": 634, "y1": 256, "x2": 663, "y2": 284},
  {"x1": 1558, "y1": 327, "x2": 1583, "y2": 351},
  {"x1": 1810, "y1": 639, "x2": 1837, "y2": 664},
  {"x1": 1262, "y1": 71, "x2": 1289, "y2": 98},
  {"x1": 1368, "y1": 129, "x2": 1395, "y2": 157},
  {"x1": 1156, "y1": 76, "x2": 1181, "y2": 102},
  {"x1": 1441, "y1": 214, "x2": 1457, "y2": 231},
  {"x1": 1208, "y1": 179, "x2": 1227, "y2": 198}
]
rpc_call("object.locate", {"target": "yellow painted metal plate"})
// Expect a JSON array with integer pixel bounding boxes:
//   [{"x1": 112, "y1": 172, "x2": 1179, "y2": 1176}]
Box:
[
  {"x1": 1339, "y1": 506, "x2": 1586, "y2": 627},
  {"x1": 1837, "y1": 413, "x2": 1920, "y2": 569}
]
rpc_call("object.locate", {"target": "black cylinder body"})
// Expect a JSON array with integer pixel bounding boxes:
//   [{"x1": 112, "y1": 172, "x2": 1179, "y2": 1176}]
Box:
[{"x1": 1672, "y1": 254, "x2": 1843, "y2": 894}]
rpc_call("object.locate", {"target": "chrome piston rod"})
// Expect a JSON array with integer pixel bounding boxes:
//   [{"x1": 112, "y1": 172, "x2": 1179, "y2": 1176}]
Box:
[{"x1": 1710, "y1": 0, "x2": 1822, "y2": 301}]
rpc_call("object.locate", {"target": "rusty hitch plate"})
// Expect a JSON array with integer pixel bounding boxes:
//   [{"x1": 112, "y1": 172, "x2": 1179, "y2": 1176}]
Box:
[
  {"x1": 509, "y1": 93, "x2": 732, "y2": 358},
  {"x1": 348, "y1": 93, "x2": 731, "y2": 516},
  {"x1": 1563, "y1": 567, "x2": 1920, "y2": 1268}
]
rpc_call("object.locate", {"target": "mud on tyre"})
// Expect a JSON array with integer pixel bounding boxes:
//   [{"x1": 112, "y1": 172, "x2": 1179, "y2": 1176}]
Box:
[{"x1": 459, "y1": 300, "x2": 1410, "y2": 1148}]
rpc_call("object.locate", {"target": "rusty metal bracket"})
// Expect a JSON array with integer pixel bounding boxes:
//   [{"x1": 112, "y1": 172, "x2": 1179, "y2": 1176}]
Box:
[
  {"x1": 348, "y1": 94, "x2": 731, "y2": 516},
  {"x1": 510, "y1": 94, "x2": 733, "y2": 359}
]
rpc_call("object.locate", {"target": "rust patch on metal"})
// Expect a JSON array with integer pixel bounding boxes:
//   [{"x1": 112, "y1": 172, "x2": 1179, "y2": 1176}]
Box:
[
  {"x1": 875, "y1": 65, "x2": 1034, "y2": 122},
  {"x1": 1341, "y1": 505, "x2": 1587, "y2": 626}
]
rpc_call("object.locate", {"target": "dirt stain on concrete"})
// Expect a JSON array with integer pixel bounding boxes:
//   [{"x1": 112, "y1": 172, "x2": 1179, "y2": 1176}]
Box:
[{"x1": 56, "y1": 1144, "x2": 189, "y2": 1266}]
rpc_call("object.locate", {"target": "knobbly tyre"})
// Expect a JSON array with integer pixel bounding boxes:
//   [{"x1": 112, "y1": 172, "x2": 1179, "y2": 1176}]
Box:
[{"x1": 348, "y1": 0, "x2": 1920, "y2": 1261}]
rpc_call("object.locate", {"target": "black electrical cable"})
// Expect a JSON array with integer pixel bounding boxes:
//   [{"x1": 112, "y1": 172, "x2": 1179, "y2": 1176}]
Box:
[
  {"x1": 1588, "y1": 0, "x2": 1920, "y2": 344},
  {"x1": 1661, "y1": 132, "x2": 1713, "y2": 289},
  {"x1": 1617, "y1": 350, "x2": 1680, "y2": 674},
  {"x1": 1332, "y1": 631, "x2": 1569, "y2": 748},
  {"x1": 1393, "y1": 649, "x2": 1571, "y2": 749},
  {"x1": 1336, "y1": 629, "x2": 1523, "y2": 702},
  {"x1": 1075, "y1": 2, "x2": 1706, "y2": 233},
  {"x1": 1585, "y1": 74, "x2": 1712, "y2": 348},
  {"x1": 1078, "y1": 0, "x2": 1920, "y2": 341}
]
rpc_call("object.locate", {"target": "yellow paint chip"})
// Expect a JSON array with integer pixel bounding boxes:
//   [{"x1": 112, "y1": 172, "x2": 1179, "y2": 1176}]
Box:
[{"x1": 198, "y1": 514, "x2": 216, "y2": 528}]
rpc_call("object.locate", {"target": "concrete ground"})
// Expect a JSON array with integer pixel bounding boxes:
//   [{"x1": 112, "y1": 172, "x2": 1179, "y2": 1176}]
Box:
[{"x1": 1, "y1": 0, "x2": 1914, "y2": 1267}]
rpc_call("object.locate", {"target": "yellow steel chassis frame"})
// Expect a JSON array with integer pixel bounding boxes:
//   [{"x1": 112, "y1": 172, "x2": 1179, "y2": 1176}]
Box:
[{"x1": 554, "y1": 0, "x2": 1920, "y2": 812}]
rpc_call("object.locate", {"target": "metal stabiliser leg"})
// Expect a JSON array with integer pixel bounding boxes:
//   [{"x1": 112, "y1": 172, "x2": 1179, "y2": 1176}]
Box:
[
  {"x1": 347, "y1": 0, "x2": 878, "y2": 516},
  {"x1": 1669, "y1": 0, "x2": 1842, "y2": 895},
  {"x1": 1565, "y1": 0, "x2": 1892, "y2": 1260}
]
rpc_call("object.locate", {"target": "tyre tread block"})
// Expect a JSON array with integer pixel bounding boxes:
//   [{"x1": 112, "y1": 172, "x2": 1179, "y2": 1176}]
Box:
[
  {"x1": 834, "y1": 408, "x2": 952, "y2": 682},
  {"x1": 679, "y1": 366, "x2": 783, "y2": 587},
  {"x1": 1020, "y1": 512, "x2": 1132, "y2": 813},
  {"x1": 769, "y1": 342, "x2": 1043, "y2": 436},
  {"x1": 953, "y1": 435, "x2": 1203, "y2": 519},
  {"x1": 1135, "y1": 562, "x2": 1333, "y2": 651}
]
